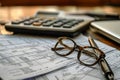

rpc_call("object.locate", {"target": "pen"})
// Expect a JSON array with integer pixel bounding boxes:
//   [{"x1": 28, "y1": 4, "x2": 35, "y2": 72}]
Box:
[
  {"x1": 88, "y1": 36, "x2": 114, "y2": 80},
  {"x1": 69, "y1": 12, "x2": 120, "y2": 20},
  {"x1": 86, "y1": 13, "x2": 119, "y2": 18}
]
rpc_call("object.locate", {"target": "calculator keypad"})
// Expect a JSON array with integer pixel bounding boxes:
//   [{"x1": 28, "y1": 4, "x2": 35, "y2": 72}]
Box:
[
  {"x1": 11, "y1": 17, "x2": 83, "y2": 28},
  {"x1": 5, "y1": 16, "x2": 91, "y2": 37}
]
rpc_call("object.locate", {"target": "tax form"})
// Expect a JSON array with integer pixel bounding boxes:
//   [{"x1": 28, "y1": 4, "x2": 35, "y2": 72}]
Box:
[
  {"x1": 0, "y1": 35, "x2": 75, "y2": 80},
  {"x1": 34, "y1": 35, "x2": 120, "y2": 80},
  {"x1": 35, "y1": 49, "x2": 120, "y2": 80},
  {"x1": 0, "y1": 34, "x2": 119, "y2": 80}
]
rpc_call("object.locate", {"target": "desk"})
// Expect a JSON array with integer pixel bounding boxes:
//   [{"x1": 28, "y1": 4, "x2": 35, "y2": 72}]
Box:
[{"x1": 0, "y1": 6, "x2": 120, "y2": 50}]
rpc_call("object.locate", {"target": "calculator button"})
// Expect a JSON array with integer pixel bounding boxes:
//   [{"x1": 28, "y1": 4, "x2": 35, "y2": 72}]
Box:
[
  {"x1": 11, "y1": 17, "x2": 33, "y2": 24},
  {"x1": 24, "y1": 19, "x2": 38, "y2": 25},
  {"x1": 42, "y1": 19, "x2": 60, "y2": 26},
  {"x1": 32, "y1": 18, "x2": 40, "y2": 22},
  {"x1": 42, "y1": 19, "x2": 51, "y2": 23},
  {"x1": 71, "y1": 20, "x2": 80, "y2": 24},
  {"x1": 78, "y1": 19, "x2": 84, "y2": 22},
  {"x1": 11, "y1": 20, "x2": 23, "y2": 24},
  {"x1": 63, "y1": 23, "x2": 73, "y2": 28},
  {"x1": 61, "y1": 19, "x2": 70, "y2": 23},
  {"x1": 42, "y1": 22, "x2": 53, "y2": 26},
  {"x1": 48, "y1": 17, "x2": 56, "y2": 20},
  {"x1": 24, "y1": 21, "x2": 32, "y2": 25},
  {"x1": 32, "y1": 22, "x2": 42, "y2": 26},
  {"x1": 53, "y1": 22, "x2": 64, "y2": 27},
  {"x1": 52, "y1": 19, "x2": 61, "y2": 23},
  {"x1": 21, "y1": 17, "x2": 31, "y2": 21}
]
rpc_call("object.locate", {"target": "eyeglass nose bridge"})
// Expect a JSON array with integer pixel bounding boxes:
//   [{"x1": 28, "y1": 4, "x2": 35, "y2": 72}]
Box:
[
  {"x1": 74, "y1": 45, "x2": 84, "y2": 52},
  {"x1": 78, "y1": 46, "x2": 84, "y2": 50}
]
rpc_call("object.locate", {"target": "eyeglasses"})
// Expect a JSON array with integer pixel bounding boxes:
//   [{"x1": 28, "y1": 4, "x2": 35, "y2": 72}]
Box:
[{"x1": 51, "y1": 37, "x2": 105, "y2": 66}]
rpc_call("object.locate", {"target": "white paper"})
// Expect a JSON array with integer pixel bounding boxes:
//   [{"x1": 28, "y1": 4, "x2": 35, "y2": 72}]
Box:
[
  {"x1": 35, "y1": 35, "x2": 120, "y2": 80},
  {"x1": 0, "y1": 34, "x2": 119, "y2": 80},
  {"x1": 0, "y1": 35, "x2": 75, "y2": 80}
]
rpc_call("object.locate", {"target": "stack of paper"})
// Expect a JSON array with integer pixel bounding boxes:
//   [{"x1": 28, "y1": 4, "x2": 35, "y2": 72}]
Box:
[{"x1": 0, "y1": 34, "x2": 119, "y2": 80}]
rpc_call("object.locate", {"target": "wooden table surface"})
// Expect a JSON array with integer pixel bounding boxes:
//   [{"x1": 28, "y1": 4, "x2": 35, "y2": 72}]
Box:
[{"x1": 0, "y1": 6, "x2": 120, "y2": 50}]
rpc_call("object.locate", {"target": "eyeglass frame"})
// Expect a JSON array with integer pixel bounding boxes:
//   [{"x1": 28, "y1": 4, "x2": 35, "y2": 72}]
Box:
[{"x1": 51, "y1": 37, "x2": 105, "y2": 66}]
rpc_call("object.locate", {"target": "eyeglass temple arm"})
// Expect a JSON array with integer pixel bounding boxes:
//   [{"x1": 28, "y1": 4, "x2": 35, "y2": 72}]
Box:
[
  {"x1": 79, "y1": 48, "x2": 98, "y2": 59},
  {"x1": 59, "y1": 40, "x2": 73, "y2": 50}
]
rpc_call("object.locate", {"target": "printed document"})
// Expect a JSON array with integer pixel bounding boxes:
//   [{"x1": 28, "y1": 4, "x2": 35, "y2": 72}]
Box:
[
  {"x1": 34, "y1": 35, "x2": 120, "y2": 80},
  {"x1": 0, "y1": 34, "x2": 119, "y2": 80}
]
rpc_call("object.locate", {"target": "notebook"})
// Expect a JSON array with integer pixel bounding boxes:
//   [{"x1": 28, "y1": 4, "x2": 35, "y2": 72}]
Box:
[{"x1": 90, "y1": 20, "x2": 120, "y2": 44}]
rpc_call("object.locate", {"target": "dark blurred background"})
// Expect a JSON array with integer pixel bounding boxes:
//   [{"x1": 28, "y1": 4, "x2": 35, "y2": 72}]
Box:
[{"x1": 0, "y1": 0, "x2": 120, "y2": 6}]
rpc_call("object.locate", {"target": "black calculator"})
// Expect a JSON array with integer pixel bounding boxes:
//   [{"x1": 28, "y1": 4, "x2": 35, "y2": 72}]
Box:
[{"x1": 5, "y1": 11, "x2": 93, "y2": 37}]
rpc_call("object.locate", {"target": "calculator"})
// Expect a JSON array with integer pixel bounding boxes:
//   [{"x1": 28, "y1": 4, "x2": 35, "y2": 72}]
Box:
[{"x1": 5, "y1": 11, "x2": 93, "y2": 37}]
